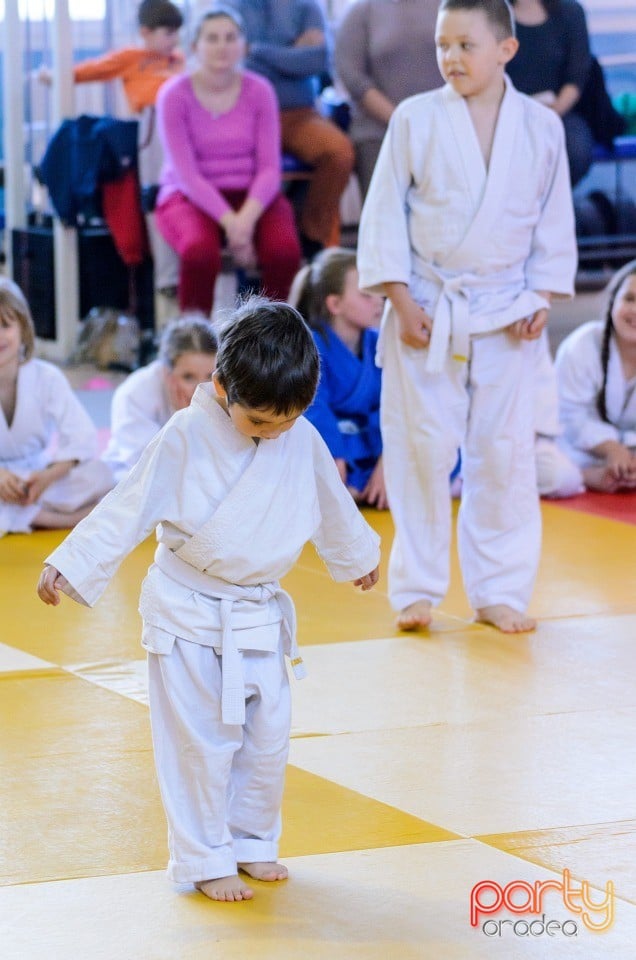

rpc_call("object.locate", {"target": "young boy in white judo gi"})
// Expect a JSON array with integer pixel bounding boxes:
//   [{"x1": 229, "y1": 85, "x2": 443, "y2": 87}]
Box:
[
  {"x1": 357, "y1": 0, "x2": 577, "y2": 634},
  {"x1": 37, "y1": 298, "x2": 380, "y2": 903}
]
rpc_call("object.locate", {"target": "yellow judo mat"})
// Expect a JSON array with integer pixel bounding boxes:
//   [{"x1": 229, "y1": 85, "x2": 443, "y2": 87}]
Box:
[{"x1": 1, "y1": 504, "x2": 636, "y2": 959}]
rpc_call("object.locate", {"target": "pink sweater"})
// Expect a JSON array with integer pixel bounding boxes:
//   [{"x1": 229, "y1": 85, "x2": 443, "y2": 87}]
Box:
[{"x1": 156, "y1": 70, "x2": 281, "y2": 222}]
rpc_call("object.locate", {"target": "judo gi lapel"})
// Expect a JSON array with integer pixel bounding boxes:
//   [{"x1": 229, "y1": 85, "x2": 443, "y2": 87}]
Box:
[
  {"x1": 606, "y1": 340, "x2": 633, "y2": 425},
  {"x1": 0, "y1": 364, "x2": 30, "y2": 457},
  {"x1": 416, "y1": 79, "x2": 525, "y2": 371},
  {"x1": 0, "y1": 408, "x2": 18, "y2": 463},
  {"x1": 176, "y1": 388, "x2": 317, "y2": 574},
  {"x1": 442, "y1": 82, "x2": 486, "y2": 213},
  {"x1": 328, "y1": 328, "x2": 378, "y2": 410},
  {"x1": 441, "y1": 76, "x2": 521, "y2": 271}
]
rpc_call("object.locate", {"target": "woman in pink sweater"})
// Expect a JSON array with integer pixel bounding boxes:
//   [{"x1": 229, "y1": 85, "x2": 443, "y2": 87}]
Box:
[{"x1": 155, "y1": 6, "x2": 301, "y2": 315}]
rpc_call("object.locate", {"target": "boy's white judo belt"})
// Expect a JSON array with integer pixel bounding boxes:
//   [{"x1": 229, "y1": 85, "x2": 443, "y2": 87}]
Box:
[
  {"x1": 410, "y1": 254, "x2": 550, "y2": 375},
  {"x1": 153, "y1": 543, "x2": 306, "y2": 726}
]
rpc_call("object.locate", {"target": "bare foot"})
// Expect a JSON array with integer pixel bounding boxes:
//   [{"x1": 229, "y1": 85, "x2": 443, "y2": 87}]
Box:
[
  {"x1": 396, "y1": 600, "x2": 432, "y2": 631},
  {"x1": 476, "y1": 604, "x2": 536, "y2": 634},
  {"x1": 238, "y1": 861, "x2": 288, "y2": 882},
  {"x1": 194, "y1": 875, "x2": 254, "y2": 902}
]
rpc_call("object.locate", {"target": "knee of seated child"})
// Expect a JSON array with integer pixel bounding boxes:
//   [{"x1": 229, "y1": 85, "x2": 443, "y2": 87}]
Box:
[{"x1": 535, "y1": 438, "x2": 583, "y2": 498}]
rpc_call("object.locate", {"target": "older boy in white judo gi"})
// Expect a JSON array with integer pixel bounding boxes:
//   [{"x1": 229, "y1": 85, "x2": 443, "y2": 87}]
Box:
[
  {"x1": 358, "y1": 0, "x2": 577, "y2": 633},
  {"x1": 37, "y1": 298, "x2": 380, "y2": 903}
]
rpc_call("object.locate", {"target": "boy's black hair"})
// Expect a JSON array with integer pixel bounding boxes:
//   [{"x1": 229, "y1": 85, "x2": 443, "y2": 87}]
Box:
[
  {"x1": 215, "y1": 297, "x2": 320, "y2": 416},
  {"x1": 138, "y1": 0, "x2": 183, "y2": 31},
  {"x1": 438, "y1": 0, "x2": 515, "y2": 39}
]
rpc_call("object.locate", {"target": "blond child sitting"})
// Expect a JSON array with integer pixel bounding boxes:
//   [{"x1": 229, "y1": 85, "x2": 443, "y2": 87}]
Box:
[{"x1": 0, "y1": 279, "x2": 112, "y2": 535}]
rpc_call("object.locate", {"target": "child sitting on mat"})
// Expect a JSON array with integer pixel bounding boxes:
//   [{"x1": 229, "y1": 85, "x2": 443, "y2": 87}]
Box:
[
  {"x1": 0, "y1": 278, "x2": 112, "y2": 536},
  {"x1": 555, "y1": 259, "x2": 636, "y2": 492}
]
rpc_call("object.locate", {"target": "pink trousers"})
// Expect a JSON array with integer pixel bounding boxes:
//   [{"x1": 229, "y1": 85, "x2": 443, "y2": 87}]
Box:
[{"x1": 156, "y1": 189, "x2": 301, "y2": 315}]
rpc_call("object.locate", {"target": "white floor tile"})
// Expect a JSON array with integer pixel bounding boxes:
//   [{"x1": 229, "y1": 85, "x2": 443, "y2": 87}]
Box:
[
  {"x1": 65, "y1": 659, "x2": 149, "y2": 705},
  {"x1": 2, "y1": 842, "x2": 634, "y2": 960},
  {"x1": 291, "y1": 618, "x2": 636, "y2": 737},
  {"x1": 0, "y1": 642, "x2": 52, "y2": 673},
  {"x1": 290, "y1": 709, "x2": 636, "y2": 839}
]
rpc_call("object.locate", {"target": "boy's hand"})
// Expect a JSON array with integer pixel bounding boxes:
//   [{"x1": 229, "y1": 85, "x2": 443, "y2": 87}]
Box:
[
  {"x1": 37, "y1": 565, "x2": 69, "y2": 606},
  {"x1": 383, "y1": 282, "x2": 432, "y2": 349},
  {"x1": 353, "y1": 566, "x2": 379, "y2": 591},
  {"x1": 509, "y1": 307, "x2": 549, "y2": 340},
  {"x1": 510, "y1": 291, "x2": 551, "y2": 341},
  {"x1": 395, "y1": 300, "x2": 433, "y2": 349}
]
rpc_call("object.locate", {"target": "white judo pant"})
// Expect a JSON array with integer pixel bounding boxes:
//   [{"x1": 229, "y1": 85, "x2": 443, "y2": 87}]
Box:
[
  {"x1": 381, "y1": 327, "x2": 541, "y2": 613},
  {"x1": 147, "y1": 637, "x2": 291, "y2": 884}
]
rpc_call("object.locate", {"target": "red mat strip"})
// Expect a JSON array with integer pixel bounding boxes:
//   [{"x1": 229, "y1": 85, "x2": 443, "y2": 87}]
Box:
[{"x1": 552, "y1": 490, "x2": 636, "y2": 525}]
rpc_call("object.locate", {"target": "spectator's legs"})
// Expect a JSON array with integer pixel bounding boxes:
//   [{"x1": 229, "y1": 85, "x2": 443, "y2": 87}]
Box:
[
  {"x1": 155, "y1": 192, "x2": 223, "y2": 316},
  {"x1": 354, "y1": 137, "x2": 384, "y2": 201},
  {"x1": 280, "y1": 107, "x2": 355, "y2": 248},
  {"x1": 562, "y1": 111, "x2": 595, "y2": 187},
  {"x1": 253, "y1": 194, "x2": 302, "y2": 301}
]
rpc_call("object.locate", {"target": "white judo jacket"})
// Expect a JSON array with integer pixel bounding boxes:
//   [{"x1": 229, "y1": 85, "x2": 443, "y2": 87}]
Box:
[
  {"x1": 358, "y1": 77, "x2": 577, "y2": 372},
  {"x1": 46, "y1": 383, "x2": 381, "y2": 722}
]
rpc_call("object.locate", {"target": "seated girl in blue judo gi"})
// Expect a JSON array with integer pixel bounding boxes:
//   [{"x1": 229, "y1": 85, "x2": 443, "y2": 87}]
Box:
[{"x1": 289, "y1": 247, "x2": 388, "y2": 508}]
